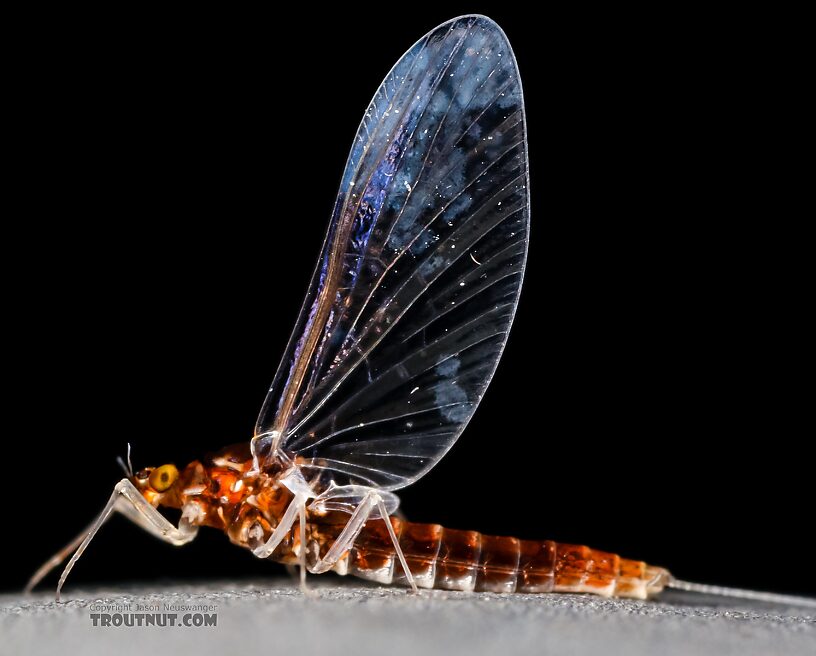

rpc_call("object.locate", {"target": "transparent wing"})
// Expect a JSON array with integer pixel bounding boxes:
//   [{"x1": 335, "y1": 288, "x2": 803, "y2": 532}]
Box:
[{"x1": 255, "y1": 15, "x2": 529, "y2": 491}]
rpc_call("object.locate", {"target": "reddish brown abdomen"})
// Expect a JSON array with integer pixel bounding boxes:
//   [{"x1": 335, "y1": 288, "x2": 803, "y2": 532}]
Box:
[{"x1": 317, "y1": 518, "x2": 670, "y2": 600}]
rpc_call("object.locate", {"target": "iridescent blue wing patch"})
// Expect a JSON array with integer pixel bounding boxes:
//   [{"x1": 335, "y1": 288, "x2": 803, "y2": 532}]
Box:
[{"x1": 255, "y1": 15, "x2": 529, "y2": 490}]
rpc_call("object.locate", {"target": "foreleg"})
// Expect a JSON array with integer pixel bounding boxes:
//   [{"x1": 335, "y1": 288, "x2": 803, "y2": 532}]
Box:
[{"x1": 26, "y1": 478, "x2": 198, "y2": 600}]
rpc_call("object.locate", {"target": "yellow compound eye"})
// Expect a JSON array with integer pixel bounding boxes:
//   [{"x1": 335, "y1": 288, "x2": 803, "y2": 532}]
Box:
[{"x1": 149, "y1": 464, "x2": 179, "y2": 492}]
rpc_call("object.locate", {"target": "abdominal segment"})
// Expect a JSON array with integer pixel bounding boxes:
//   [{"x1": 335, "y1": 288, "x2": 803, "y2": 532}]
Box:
[{"x1": 305, "y1": 515, "x2": 671, "y2": 600}]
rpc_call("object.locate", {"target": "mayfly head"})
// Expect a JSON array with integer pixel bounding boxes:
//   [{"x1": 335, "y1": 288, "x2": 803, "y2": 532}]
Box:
[{"x1": 132, "y1": 463, "x2": 181, "y2": 504}]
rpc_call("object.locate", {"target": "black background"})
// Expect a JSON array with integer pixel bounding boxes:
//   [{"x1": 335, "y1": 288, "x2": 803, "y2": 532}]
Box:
[{"x1": 4, "y1": 5, "x2": 812, "y2": 596}]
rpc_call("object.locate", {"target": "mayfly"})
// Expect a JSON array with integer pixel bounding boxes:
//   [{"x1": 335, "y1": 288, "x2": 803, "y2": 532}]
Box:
[{"x1": 27, "y1": 15, "x2": 816, "y2": 608}]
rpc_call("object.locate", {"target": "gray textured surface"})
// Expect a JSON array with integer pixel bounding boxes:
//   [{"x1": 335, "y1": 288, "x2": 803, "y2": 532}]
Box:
[{"x1": 1, "y1": 580, "x2": 813, "y2": 656}]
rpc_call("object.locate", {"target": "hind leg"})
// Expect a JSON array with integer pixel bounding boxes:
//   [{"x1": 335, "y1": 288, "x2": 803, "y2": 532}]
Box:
[{"x1": 309, "y1": 489, "x2": 417, "y2": 593}]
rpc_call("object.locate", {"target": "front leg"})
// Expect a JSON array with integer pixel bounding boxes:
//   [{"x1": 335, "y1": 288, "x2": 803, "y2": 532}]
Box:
[
  {"x1": 26, "y1": 478, "x2": 199, "y2": 600},
  {"x1": 113, "y1": 479, "x2": 198, "y2": 545}
]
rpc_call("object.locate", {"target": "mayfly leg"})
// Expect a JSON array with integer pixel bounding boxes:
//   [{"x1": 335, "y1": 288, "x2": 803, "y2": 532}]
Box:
[
  {"x1": 298, "y1": 500, "x2": 308, "y2": 590},
  {"x1": 310, "y1": 490, "x2": 418, "y2": 593},
  {"x1": 252, "y1": 493, "x2": 308, "y2": 559},
  {"x1": 26, "y1": 478, "x2": 198, "y2": 600},
  {"x1": 25, "y1": 522, "x2": 96, "y2": 594},
  {"x1": 112, "y1": 481, "x2": 198, "y2": 546},
  {"x1": 252, "y1": 493, "x2": 312, "y2": 592},
  {"x1": 375, "y1": 496, "x2": 417, "y2": 594}
]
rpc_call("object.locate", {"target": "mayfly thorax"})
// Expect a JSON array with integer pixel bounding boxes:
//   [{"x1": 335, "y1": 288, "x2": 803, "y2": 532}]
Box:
[{"x1": 26, "y1": 15, "x2": 816, "y2": 610}]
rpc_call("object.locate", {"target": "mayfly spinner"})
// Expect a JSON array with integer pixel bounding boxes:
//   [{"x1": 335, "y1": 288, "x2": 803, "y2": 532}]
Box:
[{"x1": 27, "y1": 15, "x2": 816, "y2": 608}]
